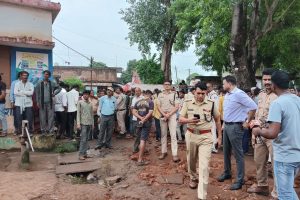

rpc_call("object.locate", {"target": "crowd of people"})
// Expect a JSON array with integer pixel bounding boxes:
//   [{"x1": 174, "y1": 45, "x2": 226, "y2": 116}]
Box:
[{"x1": 0, "y1": 69, "x2": 300, "y2": 200}]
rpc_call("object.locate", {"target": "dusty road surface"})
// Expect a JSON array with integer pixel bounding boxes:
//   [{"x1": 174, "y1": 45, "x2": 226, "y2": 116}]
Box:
[{"x1": 0, "y1": 133, "x2": 299, "y2": 200}]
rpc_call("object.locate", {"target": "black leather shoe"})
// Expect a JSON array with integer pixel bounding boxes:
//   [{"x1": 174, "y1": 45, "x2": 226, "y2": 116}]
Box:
[
  {"x1": 217, "y1": 174, "x2": 232, "y2": 182},
  {"x1": 230, "y1": 182, "x2": 243, "y2": 190}
]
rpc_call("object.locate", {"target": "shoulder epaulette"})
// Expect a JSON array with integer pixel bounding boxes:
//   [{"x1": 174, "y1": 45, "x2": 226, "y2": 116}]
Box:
[{"x1": 184, "y1": 99, "x2": 192, "y2": 102}]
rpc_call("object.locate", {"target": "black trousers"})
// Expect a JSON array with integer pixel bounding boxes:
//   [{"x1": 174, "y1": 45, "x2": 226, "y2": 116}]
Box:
[
  {"x1": 66, "y1": 111, "x2": 76, "y2": 138},
  {"x1": 92, "y1": 115, "x2": 99, "y2": 139},
  {"x1": 15, "y1": 106, "x2": 33, "y2": 134},
  {"x1": 55, "y1": 111, "x2": 67, "y2": 138}
]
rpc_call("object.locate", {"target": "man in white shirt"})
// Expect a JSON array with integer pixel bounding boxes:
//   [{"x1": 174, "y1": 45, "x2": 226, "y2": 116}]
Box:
[
  {"x1": 131, "y1": 87, "x2": 144, "y2": 153},
  {"x1": 9, "y1": 72, "x2": 21, "y2": 135},
  {"x1": 54, "y1": 82, "x2": 67, "y2": 139},
  {"x1": 65, "y1": 85, "x2": 79, "y2": 139},
  {"x1": 14, "y1": 71, "x2": 34, "y2": 134}
]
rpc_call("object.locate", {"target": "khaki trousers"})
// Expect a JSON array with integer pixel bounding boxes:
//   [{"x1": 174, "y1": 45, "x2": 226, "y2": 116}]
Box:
[
  {"x1": 116, "y1": 110, "x2": 126, "y2": 134},
  {"x1": 160, "y1": 114, "x2": 178, "y2": 156},
  {"x1": 254, "y1": 138, "x2": 277, "y2": 196},
  {"x1": 185, "y1": 130, "x2": 213, "y2": 200}
]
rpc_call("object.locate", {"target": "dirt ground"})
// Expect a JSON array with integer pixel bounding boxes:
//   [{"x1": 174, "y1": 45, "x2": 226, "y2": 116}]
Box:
[{"x1": 0, "y1": 133, "x2": 299, "y2": 200}]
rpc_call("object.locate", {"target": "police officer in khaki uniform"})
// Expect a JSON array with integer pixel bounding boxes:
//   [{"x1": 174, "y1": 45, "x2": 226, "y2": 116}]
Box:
[
  {"x1": 157, "y1": 81, "x2": 180, "y2": 162},
  {"x1": 247, "y1": 68, "x2": 278, "y2": 198},
  {"x1": 179, "y1": 82, "x2": 222, "y2": 200}
]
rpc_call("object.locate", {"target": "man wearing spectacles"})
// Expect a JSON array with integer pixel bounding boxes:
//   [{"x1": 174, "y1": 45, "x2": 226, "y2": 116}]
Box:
[
  {"x1": 179, "y1": 82, "x2": 222, "y2": 200},
  {"x1": 157, "y1": 81, "x2": 180, "y2": 162},
  {"x1": 217, "y1": 75, "x2": 257, "y2": 190}
]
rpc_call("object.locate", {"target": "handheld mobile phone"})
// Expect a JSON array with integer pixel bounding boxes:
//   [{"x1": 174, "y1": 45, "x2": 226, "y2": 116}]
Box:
[{"x1": 194, "y1": 114, "x2": 200, "y2": 119}]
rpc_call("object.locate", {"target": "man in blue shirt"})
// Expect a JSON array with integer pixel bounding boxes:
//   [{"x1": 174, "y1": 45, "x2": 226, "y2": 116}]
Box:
[
  {"x1": 217, "y1": 75, "x2": 257, "y2": 190},
  {"x1": 252, "y1": 70, "x2": 300, "y2": 199},
  {"x1": 95, "y1": 87, "x2": 116, "y2": 149}
]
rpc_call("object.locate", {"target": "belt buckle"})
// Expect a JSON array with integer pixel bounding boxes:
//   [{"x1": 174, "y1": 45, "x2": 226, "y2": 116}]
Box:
[{"x1": 194, "y1": 127, "x2": 200, "y2": 135}]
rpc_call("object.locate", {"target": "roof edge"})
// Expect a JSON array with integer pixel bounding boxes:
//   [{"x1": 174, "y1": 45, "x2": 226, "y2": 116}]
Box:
[{"x1": 0, "y1": 0, "x2": 61, "y2": 22}]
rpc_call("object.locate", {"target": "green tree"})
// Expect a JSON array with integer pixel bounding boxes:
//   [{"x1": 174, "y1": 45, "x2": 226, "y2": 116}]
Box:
[
  {"x1": 64, "y1": 77, "x2": 84, "y2": 91},
  {"x1": 92, "y1": 61, "x2": 107, "y2": 68},
  {"x1": 172, "y1": 0, "x2": 300, "y2": 89},
  {"x1": 120, "y1": 0, "x2": 178, "y2": 81},
  {"x1": 136, "y1": 55, "x2": 164, "y2": 84},
  {"x1": 171, "y1": 0, "x2": 232, "y2": 75},
  {"x1": 120, "y1": 59, "x2": 138, "y2": 84}
]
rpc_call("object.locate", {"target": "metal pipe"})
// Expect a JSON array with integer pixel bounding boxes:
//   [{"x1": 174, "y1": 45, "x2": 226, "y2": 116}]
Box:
[{"x1": 25, "y1": 127, "x2": 34, "y2": 152}]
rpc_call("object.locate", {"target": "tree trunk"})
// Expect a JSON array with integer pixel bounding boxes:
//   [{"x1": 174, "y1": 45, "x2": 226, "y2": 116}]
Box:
[
  {"x1": 247, "y1": 0, "x2": 260, "y2": 81},
  {"x1": 161, "y1": 38, "x2": 174, "y2": 82},
  {"x1": 229, "y1": 2, "x2": 256, "y2": 90}
]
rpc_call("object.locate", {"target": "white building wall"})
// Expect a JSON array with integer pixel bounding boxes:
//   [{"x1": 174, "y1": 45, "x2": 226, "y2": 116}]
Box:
[{"x1": 0, "y1": 2, "x2": 52, "y2": 41}]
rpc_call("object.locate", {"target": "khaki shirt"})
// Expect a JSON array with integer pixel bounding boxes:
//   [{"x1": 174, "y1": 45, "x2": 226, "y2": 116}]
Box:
[
  {"x1": 180, "y1": 97, "x2": 219, "y2": 130},
  {"x1": 116, "y1": 93, "x2": 127, "y2": 110},
  {"x1": 255, "y1": 90, "x2": 277, "y2": 127},
  {"x1": 89, "y1": 97, "x2": 98, "y2": 115},
  {"x1": 157, "y1": 91, "x2": 179, "y2": 113}
]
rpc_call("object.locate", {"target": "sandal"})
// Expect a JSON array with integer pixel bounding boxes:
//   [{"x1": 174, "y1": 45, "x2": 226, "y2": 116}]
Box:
[{"x1": 136, "y1": 160, "x2": 149, "y2": 166}]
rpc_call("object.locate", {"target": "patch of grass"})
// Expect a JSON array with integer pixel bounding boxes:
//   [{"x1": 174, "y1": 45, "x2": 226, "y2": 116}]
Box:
[
  {"x1": 68, "y1": 174, "x2": 88, "y2": 184},
  {"x1": 54, "y1": 141, "x2": 78, "y2": 153}
]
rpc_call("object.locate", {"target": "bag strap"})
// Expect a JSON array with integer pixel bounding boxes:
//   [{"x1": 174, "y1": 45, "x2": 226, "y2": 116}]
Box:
[{"x1": 211, "y1": 101, "x2": 214, "y2": 116}]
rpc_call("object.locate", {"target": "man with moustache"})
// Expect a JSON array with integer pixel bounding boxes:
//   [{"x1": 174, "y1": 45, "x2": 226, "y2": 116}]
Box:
[
  {"x1": 14, "y1": 71, "x2": 34, "y2": 135},
  {"x1": 247, "y1": 68, "x2": 278, "y2": 198},
  {"x1": 251, "y1": 70, "x2": 300, "y2": 199}
]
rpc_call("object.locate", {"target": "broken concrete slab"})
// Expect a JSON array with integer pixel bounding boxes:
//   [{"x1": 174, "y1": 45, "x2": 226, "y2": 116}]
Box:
[
  {"x1": 56, "y1": 161, "x2": 101, "y2": 175},
  {"x1": 156, "y1": 174, "x2": 184, "y2": 185},
  {"x1": 164, "y1": 174, "x2": 184, "y2": 185},
  {"x1": 156, "y1": 176, "x2": 167, "y2": 184},
  {"x1": 57, "y1": 152, "x2": 93, "y2": 165}
]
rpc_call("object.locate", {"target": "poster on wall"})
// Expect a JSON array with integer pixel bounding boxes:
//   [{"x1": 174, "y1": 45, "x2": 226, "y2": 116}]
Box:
[{"x1": 16, "y1": 51, "x2": 49, "y2": 85}]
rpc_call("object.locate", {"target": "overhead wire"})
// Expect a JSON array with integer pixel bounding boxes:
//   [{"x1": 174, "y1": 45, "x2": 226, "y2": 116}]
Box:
[{"x1": 53, "y1": 35, "x2": 91, "y2": 61}]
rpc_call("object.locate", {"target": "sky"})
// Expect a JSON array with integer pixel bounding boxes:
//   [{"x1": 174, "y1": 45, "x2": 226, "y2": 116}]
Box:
[{"x1": 51, "y1": 0, "x2": 217, "y2": 82}]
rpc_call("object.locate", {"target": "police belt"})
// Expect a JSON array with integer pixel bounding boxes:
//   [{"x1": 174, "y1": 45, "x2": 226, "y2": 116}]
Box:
[{"x1": 187, "y1": 128, "x2": 211, "y2": 135}]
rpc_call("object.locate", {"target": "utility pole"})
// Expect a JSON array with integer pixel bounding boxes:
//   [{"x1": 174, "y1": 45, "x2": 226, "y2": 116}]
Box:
[
  {"x1": 175, "y1": 65, "x2": 178, "y2": 85},
  {"x1": 187, "y1": 68, "x2": 191, "y2": 85},
  {"x1": 90, "y1": 56, "x2": 94, "y2": 91}
]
